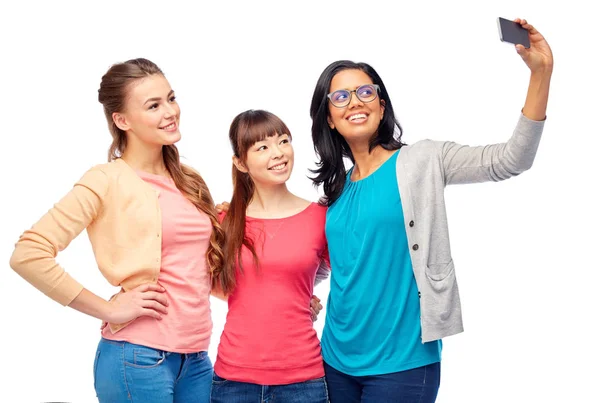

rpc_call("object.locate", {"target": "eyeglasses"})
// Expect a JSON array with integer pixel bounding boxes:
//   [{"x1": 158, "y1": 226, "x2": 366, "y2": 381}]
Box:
[{"x1": 327, "y1": 84, "x2": 380, "y2": 108}]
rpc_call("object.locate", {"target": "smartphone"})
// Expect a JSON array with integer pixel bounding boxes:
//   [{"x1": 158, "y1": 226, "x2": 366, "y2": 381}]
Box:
[{"x1": 497, "y1": 17, "x2": 530, "y2": 48}]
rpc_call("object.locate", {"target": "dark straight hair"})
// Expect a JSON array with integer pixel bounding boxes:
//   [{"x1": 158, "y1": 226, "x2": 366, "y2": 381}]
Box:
[
  {"x1": 309, "y1": 60, "x2": 405, "y2": 206},
  {"x1": 214, "y1": 109, "x2": 292, "y2": 294}
]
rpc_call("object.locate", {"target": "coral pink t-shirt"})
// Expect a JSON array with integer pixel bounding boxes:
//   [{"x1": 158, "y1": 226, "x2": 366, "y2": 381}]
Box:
[
  {"x1": 102, "y1": 171, "x2": 213, "y2": 353},
  {"x1": 214, "y1": 203, "x2": 329, "y2": 385}
]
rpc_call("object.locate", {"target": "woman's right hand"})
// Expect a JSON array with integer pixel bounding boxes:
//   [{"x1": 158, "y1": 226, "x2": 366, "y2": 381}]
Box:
[
  {"x1": 215, "y1": 201, "x2": 230, "y2": 214},
  {"x1": 105, "y1": 284, "x2": 168, "y2": 324}
]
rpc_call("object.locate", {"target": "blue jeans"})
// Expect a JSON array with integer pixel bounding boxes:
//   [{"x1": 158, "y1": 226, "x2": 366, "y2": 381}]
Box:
[
  {"x1": 210, "y1": 373, "x2": 329, "y2": 403},
  {"x1": 324, "y1": 361, "x2": 440, "y2": 403},
  {"x1": 94, "y1": 338, "x2": 212, "y2": 403}
]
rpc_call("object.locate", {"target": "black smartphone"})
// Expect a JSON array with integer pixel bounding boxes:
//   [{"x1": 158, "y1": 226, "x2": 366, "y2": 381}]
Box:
[{"x1": 497, "y1": 17, "x2": 530, "y2": 48}]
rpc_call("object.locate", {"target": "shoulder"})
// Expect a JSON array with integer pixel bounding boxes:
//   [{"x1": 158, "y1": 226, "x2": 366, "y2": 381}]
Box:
[
  {"x1": 82, "y1": 159, "x2": 128, "y2": 178},
  {"x1": 402, "y1": 139, "x2": 445, "y2": 153},
  {"x1": 75, "y1": 159, "x2": 133, "y2": 195},
  {"x1": 397, "y1": 140, "x2": 448, "y2": 166},
  {"x1": 304, "y1": 202, "x2": 327, "y2": 223}
]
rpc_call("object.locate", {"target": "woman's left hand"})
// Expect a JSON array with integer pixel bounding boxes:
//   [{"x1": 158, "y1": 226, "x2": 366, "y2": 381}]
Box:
[
  {"x1": 514, "y1": 18, "x2": 554, "y2": 74},
  {"x1": 310, "y1": 295, "x2": 323, "y2": 322}
]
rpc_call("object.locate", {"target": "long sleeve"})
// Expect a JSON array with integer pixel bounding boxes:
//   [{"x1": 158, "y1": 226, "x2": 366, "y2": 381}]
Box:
[
  {"x1": 9, "y1": 167, "x2": 109, "y2": 306},
  {"x1": 440, "y1": 113, "x2": 545, "y2": 186},
  {"x1": 314, "y1": 244, "x2": 331, "y2": 286}
]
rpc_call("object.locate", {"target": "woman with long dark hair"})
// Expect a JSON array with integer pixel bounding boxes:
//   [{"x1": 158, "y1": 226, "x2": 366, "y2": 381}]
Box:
[
  {"x1": 211, "y1": 110, "x2": 330, "y2": 403},
  {"x1": 309, "y1": 19, "x2": 553, "y2": 402}
]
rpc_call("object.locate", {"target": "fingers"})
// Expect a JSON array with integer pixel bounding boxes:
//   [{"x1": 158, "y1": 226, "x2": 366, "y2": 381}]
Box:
[
  {"x1": 310, "y1": 295, "x2": 324, "y2": 322},
  {"x1": 514, "y1": 18, "x2": 539, "y2": 35},
  {"x1": 140, "y1": 308, "x2": 163, "y2": 320},
  {"x1": 215, "y1": 201, "x2": 230, "y2": 213},
  {"x1": 310, "y1": 307, "x2": 322, "y2": 321},
  {"x1": 142, "y1": 300, "x2": 168, "y2": 315},
  {"x1": 141, "y1": 291, "x2": 169, "y2": 307},
  {"x1": 310, "y1": 296, "x2": 323, "y2": 312},
  {"x1": 135, "y1": 283, "x2": 166, "y2": 293}
]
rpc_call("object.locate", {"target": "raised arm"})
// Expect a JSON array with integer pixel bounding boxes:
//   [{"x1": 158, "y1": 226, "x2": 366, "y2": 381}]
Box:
[{"x1": 441, "y1": 19, "x2": 552, "y2": 186}]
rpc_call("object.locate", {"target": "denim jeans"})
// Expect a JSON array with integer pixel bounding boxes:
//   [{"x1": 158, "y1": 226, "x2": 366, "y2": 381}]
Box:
[
  {"x1": 210, "y1": 372, "x2": 329, "y2": 403},
  {"x1": 324, "y1": 361, "x2": 440, "y2": 403},
  {"x1": 94, "y1": 338, "x2": 212, "y2": 403}
]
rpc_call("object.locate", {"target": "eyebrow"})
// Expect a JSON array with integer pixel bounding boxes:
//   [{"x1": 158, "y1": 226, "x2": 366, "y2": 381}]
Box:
[
  {"x1": 143, "y1": 90, "x2": 174, "y2": 105},
  {"x1": 339, "y1": 84, "x2": 373, "y2": 91},
  {"x1": 255, "y1": 133, "x2": 289, "y2": 143}
]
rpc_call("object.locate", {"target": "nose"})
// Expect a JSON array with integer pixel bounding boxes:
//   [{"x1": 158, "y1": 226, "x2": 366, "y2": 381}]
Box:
[
  {"x1": 348, "y1": 90, "x2": 364, "y2": 108},
  {"x1": 164, "y1": 102, "x2": 177, "y2": 118},
  {"x1": 271, "y1": 144, "x2": 284, "y2": 159}
]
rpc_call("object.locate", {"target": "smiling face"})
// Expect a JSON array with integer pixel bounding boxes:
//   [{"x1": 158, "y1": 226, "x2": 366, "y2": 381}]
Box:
[
  {"x1": 235, "y1": 133, "x2": 294, "y2": 188},
  {"x1": 327, "y1": 69, "x2": 385, "y2": 145},
  {"x1": 113, "y1": 74, "x2": 181, "y2": 147}
]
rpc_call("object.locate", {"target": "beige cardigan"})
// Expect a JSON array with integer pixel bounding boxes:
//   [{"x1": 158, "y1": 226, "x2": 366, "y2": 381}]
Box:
[{"x1": 9, "y1": 159, "x2": 171, "y2": 331}]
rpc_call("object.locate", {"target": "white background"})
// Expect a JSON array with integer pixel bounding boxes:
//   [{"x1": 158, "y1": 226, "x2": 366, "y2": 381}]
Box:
[{"x1": 1, "y1": 0, "x2": 598, "y2": 402}]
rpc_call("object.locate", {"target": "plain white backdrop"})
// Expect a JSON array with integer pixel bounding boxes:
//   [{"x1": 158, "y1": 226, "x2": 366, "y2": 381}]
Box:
[{"x1": 1, "y1": 0, "x2": 598, "y2": 402}]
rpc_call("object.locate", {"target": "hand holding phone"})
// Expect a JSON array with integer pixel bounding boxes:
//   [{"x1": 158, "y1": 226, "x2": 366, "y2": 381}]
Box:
[{"x1": 497, "y1": 17, "x2": 530, "y2": 48}]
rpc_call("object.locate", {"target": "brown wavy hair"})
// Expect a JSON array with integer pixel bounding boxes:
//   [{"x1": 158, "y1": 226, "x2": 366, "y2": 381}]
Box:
[
  {"x1": 97, "y1": 58, "x2": 224, "y2": 277},
  {"x1": 213, "y1": 110, "x2": 291, "y2": 294}
]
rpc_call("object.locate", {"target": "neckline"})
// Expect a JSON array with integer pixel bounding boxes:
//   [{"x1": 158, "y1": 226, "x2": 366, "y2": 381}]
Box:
[
  {"x1": 246, "y1": 202, "x2": 315, "y2": 221},
  {"x1": 348, "y1": 149, "x2": 400, "y2": 183},
  {"x1": 135, "y1": 169, "x2": 174, "y2": 183}
]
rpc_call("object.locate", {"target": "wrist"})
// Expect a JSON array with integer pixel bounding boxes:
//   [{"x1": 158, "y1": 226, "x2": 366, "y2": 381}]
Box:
[
  {"x1": 99, "y1": 299, "x2": 115, "y2": 323},
  {"x1": 531, "y1": 67, "x2": 553, "y2": 79}
]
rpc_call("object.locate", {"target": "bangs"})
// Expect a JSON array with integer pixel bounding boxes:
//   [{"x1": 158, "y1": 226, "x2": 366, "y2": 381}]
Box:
[{"x1": 234, "y1": 110, "x2": 291, "y2": 158}]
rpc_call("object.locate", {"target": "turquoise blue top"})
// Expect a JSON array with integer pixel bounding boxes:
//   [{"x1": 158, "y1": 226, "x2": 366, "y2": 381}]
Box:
[{"x1": 322, "y1": 149, "x2": 442, "y2": 376}]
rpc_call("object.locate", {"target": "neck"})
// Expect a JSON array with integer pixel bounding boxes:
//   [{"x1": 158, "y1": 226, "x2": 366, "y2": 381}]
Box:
[
  {"x1": 121, "y1": 136, "x2": 168, "y2": 176},
  {"x1": 347, "y1": 140, "x2": 392, "y2": 180},
  {"x1": 248, "y1": 183, "x2": 293, "y2": 214}
]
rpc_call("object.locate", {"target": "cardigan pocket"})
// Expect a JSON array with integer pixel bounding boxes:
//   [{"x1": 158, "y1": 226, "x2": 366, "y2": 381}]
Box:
[{"x1": 425, "y1": 260, "x2": 454, "y2": 282}]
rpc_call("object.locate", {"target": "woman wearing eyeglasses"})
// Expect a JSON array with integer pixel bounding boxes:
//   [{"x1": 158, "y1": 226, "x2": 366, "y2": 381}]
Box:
[{"x1": 309, "y1": 19, "x2": 552, "y2": 402}]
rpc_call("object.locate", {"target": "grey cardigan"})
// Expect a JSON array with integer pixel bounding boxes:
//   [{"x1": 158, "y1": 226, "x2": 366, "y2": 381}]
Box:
[{"x1": 396, "y1": 113, "x2": 545, "y2": 342}]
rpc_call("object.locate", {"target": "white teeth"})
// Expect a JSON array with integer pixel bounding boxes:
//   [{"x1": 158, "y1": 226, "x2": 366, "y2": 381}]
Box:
[
  {"x1": 349, "y1": 113, "x2": 367, "y2": 121},
  {"x1": 162, "y1": 123, "x2": 175, "y2": 130},
  {"x1": 269, "y1": 163, "x2": 286, "y2": 171}
]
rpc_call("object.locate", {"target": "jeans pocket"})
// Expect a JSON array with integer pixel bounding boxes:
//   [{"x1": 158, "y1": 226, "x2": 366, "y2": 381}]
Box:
[
  {"x1": 124, "y1": 345, "x2": 166, "y2": 368},
  {"x1": 211, "y1": 372, "x2": 229, "y2": 385},
  {"x1": 305, "y1": 376, "x2": 327, "y2": 384}
]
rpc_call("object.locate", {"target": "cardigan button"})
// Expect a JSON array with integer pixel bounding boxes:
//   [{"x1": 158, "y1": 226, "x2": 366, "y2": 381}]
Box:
[
  {"x1": 409, "y1": 220, "x2": 415, "y2": 227},
  {"x1": 418, "y1": 291, "x2": 421, "y2": 298},
  {"x1": 412, "y1": 244, "x2": 419, "y2": 251}
]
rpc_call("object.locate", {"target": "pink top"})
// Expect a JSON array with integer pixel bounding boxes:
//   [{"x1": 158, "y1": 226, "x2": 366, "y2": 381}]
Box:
[
  {"x1": 214, "y1": 203, "x2": 329, "y2": 385},
  {"x1": 102, "y1": 171, "x2": 213, "y2": 353}
]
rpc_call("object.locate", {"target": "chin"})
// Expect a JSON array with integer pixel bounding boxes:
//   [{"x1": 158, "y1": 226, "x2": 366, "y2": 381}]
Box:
[{"x1": 163, "y1": 131, "x2": 182, "y2": 145}]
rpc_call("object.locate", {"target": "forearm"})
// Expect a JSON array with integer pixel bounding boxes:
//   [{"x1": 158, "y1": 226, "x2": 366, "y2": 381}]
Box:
[
  {"x1": 68, "y1": 288, "x2": 113, "y2": 322},
  {"x1": 522, "y1": 70, "x2": 552, "y2": 121}
]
